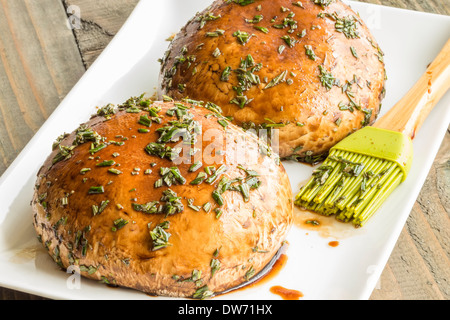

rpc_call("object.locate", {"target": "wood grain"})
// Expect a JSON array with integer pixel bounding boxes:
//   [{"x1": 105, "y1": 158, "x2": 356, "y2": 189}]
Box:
[
  {"x1": 358, "y1": 0, "x2": 450, "y2": 15},
  {"x1": 62, "y1": 0, "x2": 139, "y2": 68},
  {"x1": 0, "y1": 0, "x2": 448, "y2": 300},
  {"x1": 0, "y1": 0, "x2": 85, "y2": 176}
]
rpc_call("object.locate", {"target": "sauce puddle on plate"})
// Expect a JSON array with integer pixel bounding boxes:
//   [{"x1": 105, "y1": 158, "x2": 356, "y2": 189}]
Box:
[
  {"x1": 270, "y1": 286, "x2": 304, "y2": 300},
  {"x1": 293, "y1": 206, "x2": 364, "y2": 240},
  {"x1": 221, "y1": 243, "x2": 305, "y2": 299},
  {"x1": 328, "y1": 241, "x2": 340, "y2": 247},
  {"x1": 229, "y1": 246, "x2": 289, "y2": 294}
]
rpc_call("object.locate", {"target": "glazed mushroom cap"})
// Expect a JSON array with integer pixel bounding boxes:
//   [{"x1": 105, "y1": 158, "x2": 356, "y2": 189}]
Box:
[
  {"x1": 158, "y1": 0, "x2": 386, "y2": 161},
  {"x1": 31, "y1": 96, "x2": 293, "y2": 299}
]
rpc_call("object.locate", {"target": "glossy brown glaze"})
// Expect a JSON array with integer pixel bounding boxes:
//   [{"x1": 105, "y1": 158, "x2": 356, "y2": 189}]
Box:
[
  {"x1": 158, "y1": 0, "x2": 386, "y2": 160},
  {"x1": 31, "y1": 99, "x2": 293, "y2": 298}
]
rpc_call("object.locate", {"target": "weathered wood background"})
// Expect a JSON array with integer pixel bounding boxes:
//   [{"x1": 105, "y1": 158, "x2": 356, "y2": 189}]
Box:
[{"x1": 0, "y1": 0, "x2": 448, "y2": 300}]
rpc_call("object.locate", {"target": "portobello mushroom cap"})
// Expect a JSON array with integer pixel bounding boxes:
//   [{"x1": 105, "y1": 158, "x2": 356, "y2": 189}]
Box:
[
  {"x1": 31, "y1": 97, "x2": 293, "y2": 299},
  {"x1": 158, "y1": 0, "x2": 386, "y2": 161}
]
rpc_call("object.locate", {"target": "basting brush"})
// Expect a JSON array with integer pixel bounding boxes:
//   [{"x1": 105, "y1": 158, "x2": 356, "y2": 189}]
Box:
[{"x1": 295, "y1": 39, "x2": 450, "y2": 227}]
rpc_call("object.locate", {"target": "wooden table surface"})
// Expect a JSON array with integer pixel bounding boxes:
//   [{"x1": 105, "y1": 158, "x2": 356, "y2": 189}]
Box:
[{"x1": 0, "y1": 0, "x2": 448, "y2": 300}]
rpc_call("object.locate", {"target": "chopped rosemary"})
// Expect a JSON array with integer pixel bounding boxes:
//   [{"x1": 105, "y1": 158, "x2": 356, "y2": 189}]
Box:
[
  {"x1": 189, "y1": 161, "x2": 203, "y2": 172},
  {"x1": 132, "y1": 201, "x2": 159, "y2": 214},
  {"x1": 335, "y1": 15, "x2": 360, "y2": 39},
  {"x1": 281, "y1": 35, "x2": 297, "y2": 48},
  {"x1": 304, "y1": 45, "x2": 317, "y2": 60},
  {"x1": 108, "y1": 168, "x2": 123, "y2": 175},
  {"x1": 239, "y1": 183, "x2": 250, "y2": 202},
  {"x1": 205, "y1": 165, "x2": 228, "y2": 184},
  {"x1": 193, "y1": 285, "x2": 214, "y2": 300},
  {"x1": 187, "y1": 199, "x2": 201, "y2": 212},
  {"x1": 96, "y1": 160, "x2": 115, "y2": 167},
  {"x1": 233, "y1": 30, "x2": 253, "y2": 45},
  {"x1": 52, "y1": 133, "x2": 69, "y2": 151},
  {"x1": 149, "y1": 221, "x2": 172, "y2": 251},
  {"x1": 97, "y1": 103, "x2": 116, "y2": 118},
  {"x1": 318, "y1": 65, "x2": 337, "y2": 90},
  {"x1": 221, "y1": 66, "x2": 232, "y2": 81},
  {"x1": 145, "y1": 142, "x2": 182, "y2": 161},
  {"x1": 89, "y1": 144, "x2": 107, "y2": 154},
  {"x1": 229, "y1": 54, "x2": 262, "y2": 108},
  {"x1": 272, "y1": 14, "x2": 298, "y2": 32},
  {"x1": 210, "y1": 258, "x2": 221, "y2": 277},
  {"x1": 306, "y1": 220, "x2": 320, "y2": 226},
  {"x1": 232, "y1": 0, "x2": 256, "y2": 6},
  {"x1": 215, "y1": 208, "x2": 223, "y2": 219},
  {"x1": 203, "y1": 202, "x2": 212, "y2": 213},
  {"x1": 362, "y1": 108, "x2": 373, "y2": 126},
  {"x1": 254, "y1": 26, "x2": 269, "y2": 34},
  {"x1": 244, "y1": 265, "x2": 256, "y2": 281},
  {"x1": 205, "y1": 166, "x2": 215, "y2": 176},
  {"x1": 350, "y1": 46, "x2": 359, "y2": 59},
  {"x1": 252, "y1": 246, "x2": 269, "y2": 253},
  {"x1": 74, "y1": 125, "x2": 104, "y2": 146},
  {"x1": 196, "y1": 11, "x2": 221, "y2": 29},
  {"x1": 264, "y1": 70, "x2": 288, "y2": 89},
  {"x1": 79, "y1": 265, "x2": 97, "y2": 275},
  {"x1": 112, "y1": 218, "x2": 128, "y2": 232},
  {"x1": 191, "y1": 172, "x2": 207, "y2": 185},
  {"x1": 52, "y1": 145, "x2": 75, "y2": 165},
  {"x1": 218, "y1": 119, "x2": 228, "y2": 129},
  {"x1": 206, "y1": 29, "x2": 225, "y2": 37},
  {"x1": 156, "y1": 167, "x2": 187, "y2": 188},
  {"x1": 245, "y1": 14, "x2": 263, "y2": 23},
  {"x1": 138, "y1": 115, "x2": 152, "y2": 127},
  {"x1": 212, "y1": 190, "x2": 224, "y2": 206},
  {"x1": 160, "y1": 189, "x2": 184, "y2": 217},
  {"x1": 312, "y1": 0, "x2": 334, "y2": 7},
  {"x1": 88, "y1": 186, "x2": 104, "y2": 194},
  {"x1": 92, "y1": 200, "x2": 109, "y2": 216},
  {"x1": 60, "y1": 197, "x2": 69, "y2": 206},
  {"x1": 80, "y1": 168, "x2": 91, "y2": 175},
  {"x1": 212, "y1": 47, "x2": 221, "y2": 58}
]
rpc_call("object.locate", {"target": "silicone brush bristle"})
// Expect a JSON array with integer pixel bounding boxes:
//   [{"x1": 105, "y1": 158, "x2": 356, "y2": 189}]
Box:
[{"x1": 294, "y1": 149, "x2": 404, "y2": 227}]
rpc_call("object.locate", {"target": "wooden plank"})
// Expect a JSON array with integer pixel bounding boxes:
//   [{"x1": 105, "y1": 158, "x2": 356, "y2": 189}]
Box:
[
  {"x1": 0, "y1": 287, "x2": 47, "y2": 300},
  {"x1": 62, "y1": 0, "x2": 139, "y2": 68},
  {"x1": 372, "y1": 130, "x2": 450, "y2": 300},
  {"x1": 0, "y1": 0, "x2": 85, "y2": 176},
  {"x1": 386, "y1": 229, "x2": 445, "y2": 300},
  {"x1": 357, "y1": 0, "x2": 450, "y2": 15},
  {"x1": 370, "y1": 264, "x2": 403, "y2": 300}
]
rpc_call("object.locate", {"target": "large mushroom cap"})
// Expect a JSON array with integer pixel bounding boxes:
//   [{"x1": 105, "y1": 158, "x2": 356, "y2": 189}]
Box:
[
  {"x1": 32, "y1": 97, "x2": 293, "y2": 298},
  {"x1": 159, "y1": 0, "x2": 386, "y2": 161}
]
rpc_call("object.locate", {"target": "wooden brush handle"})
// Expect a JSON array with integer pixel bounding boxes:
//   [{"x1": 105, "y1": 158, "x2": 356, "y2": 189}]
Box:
[{"x1": 373, "y1": 38, "x2": 450, "y2": 139}]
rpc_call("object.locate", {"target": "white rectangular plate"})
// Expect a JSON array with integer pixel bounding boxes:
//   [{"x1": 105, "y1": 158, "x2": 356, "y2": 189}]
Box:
[{"x1": 0, "y1": 0, "x2": 449, "y2": 300}]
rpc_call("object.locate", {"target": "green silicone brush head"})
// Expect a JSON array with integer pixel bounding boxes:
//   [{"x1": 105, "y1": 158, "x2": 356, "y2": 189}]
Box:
[{"x1": 294, "y1": 127, "x2": 414, "y2": 227}]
